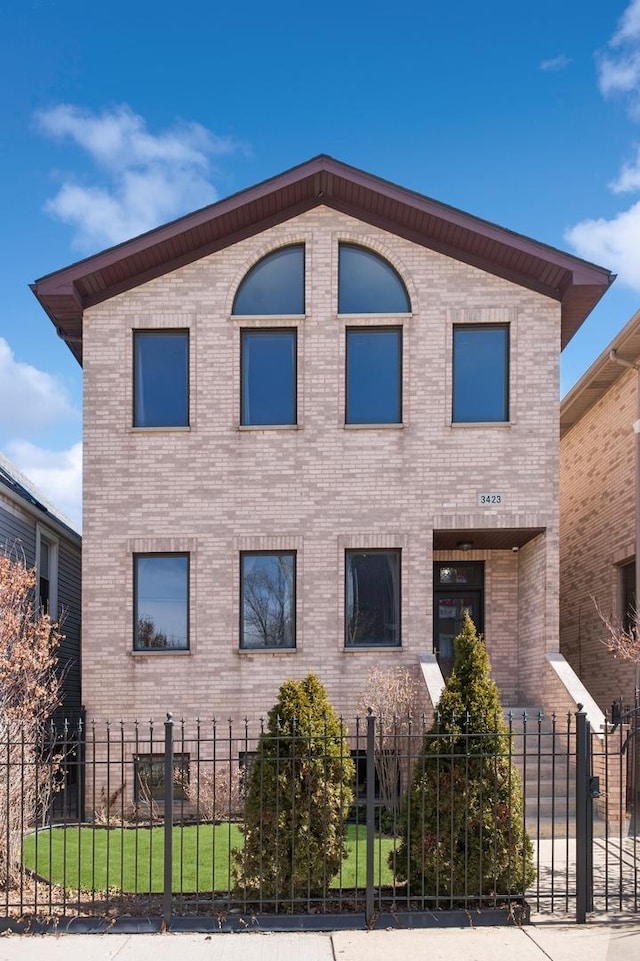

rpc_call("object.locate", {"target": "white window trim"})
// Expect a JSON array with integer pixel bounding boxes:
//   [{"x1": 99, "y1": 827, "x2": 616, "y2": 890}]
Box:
[{"x1": 35, "y1": 523, "x2": 59, "y2": 619}]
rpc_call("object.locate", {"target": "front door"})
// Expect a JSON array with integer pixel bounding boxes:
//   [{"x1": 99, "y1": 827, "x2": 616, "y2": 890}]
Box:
[{"x1": 433, "y1": 562, "x2": 484, "y2": 678}]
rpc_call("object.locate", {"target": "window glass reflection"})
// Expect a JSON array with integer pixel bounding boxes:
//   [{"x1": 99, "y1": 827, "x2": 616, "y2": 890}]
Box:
[
  {"x1": 233, "y1": 246, "x2": 304, "y2": 315},
  {"x1": 134, "y1": 331, "x2": 189, "y2": 428},
  {"x1": 452, "y1": 325, "x2": 509, "y2": 423},
  {"x1": 346, "y1": 550, "x2": 400, "y2": 647},
  {"x1": 134, "y1": 554, "x2": 189, "y2": 650},
  {"x1": 339, "y1": 244, "x2": 410, "y2": 314},
  {"x1": 241, "y1": 552, "x2": 295, "y2": 649}
]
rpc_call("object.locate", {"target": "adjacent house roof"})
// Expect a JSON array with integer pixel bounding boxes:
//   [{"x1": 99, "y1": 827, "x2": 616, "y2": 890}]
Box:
[
  {"x1": 560, "y1": 308, "x2": 640, "y2": 438},
  {"x1": 32, "y1": 154, "x2": 615, "y2": 365},
  {"x1": 0, "y1": 452, "x2": 81, "y2": 540}
]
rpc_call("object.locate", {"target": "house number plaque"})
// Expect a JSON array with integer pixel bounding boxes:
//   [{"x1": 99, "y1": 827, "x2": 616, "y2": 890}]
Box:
[{"x1": 477, "y1": 492, "x2": 504, "y2": 506}]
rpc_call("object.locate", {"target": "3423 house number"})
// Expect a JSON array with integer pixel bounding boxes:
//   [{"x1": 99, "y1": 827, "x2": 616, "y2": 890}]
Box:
[{"x1": 478, "y1": 492, "x2": 503, "y2": 505}]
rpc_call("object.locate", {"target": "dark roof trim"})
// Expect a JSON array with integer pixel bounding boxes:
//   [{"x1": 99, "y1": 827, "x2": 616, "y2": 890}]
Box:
[
  {"x1": 32, "y1": 155, "x2": 615, "y2": 365},
  {"x1": 561, "y1": 308, "x2": 640, "y2": 438},
  {"x1": 0, "y1": 454, "x2": 81, "y2": 541}
]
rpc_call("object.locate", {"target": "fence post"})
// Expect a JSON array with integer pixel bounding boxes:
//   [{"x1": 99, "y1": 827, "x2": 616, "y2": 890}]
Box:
[
  {"x1": 78, "y1": 709, "x2": 86, "y2": 823},
  {"x1": 575, "y1": 704, "x2": 591, "y2": 923},
  {"x1": 163, "y1": 713, "x2": 174, "y2": 930},
  {"x1": 366, "y1": 710, "x2": 376, "y2": 927}
]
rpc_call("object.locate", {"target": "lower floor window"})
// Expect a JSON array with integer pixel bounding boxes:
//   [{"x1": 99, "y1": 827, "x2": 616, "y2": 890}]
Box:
[
  {"x1": 240, "y1": 551, "x2": 296, "y2": 649},
  {"x1": 134, "y1": 752, "x2": 190, "y2": 803},
  {"x1": 345, "y1": 550, "x2": 401, "y2": 647},
  {"x1": 134, "y1": 553, "x2": 189, "y2": 651}
]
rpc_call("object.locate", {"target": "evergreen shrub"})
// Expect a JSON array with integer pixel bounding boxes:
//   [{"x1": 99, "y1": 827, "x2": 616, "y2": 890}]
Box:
[
  {"x1": 234, "y1": 674, "x2": 354, "y2": 900},
  {"x1": 392, "y1": 613, "x2": 535, "y2": 900}
]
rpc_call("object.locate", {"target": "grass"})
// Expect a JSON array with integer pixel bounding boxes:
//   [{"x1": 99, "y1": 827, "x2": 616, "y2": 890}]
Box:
[{"x1": 22, "y1": 823, "x2": 395, "y2": 894}]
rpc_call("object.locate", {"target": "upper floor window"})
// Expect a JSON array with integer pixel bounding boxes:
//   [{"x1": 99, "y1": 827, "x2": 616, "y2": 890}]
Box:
[
  {"x1": 133, "y1": 331, "x2": 189, "y2": 428},
  {"x1": 134, "y1": 553, "x2": 189, "y2": 651},
  {"x1": 338, "y1": 244, "x2": 410, "y2": 314},
  {"x1": 241, "y1": 329, "x2": 297, "y2": 426},
  {"x1": 232, "y1": 245, "x2": 305, "y2": 315},
  {"x1": 240, "y1": 551, "x2": 296, "y2": 650},
  {"x1": 452, "y1": 324, "x2": 509, "y2": 423},
  {"x1": 346, "y1": 327, "x2": 401, "y2": 424},
  {"x1": 36, "y1": 526, "x2": 58, "y2": 617}
]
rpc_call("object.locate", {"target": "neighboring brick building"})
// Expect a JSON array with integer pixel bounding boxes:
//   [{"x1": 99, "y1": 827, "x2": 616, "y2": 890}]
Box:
[
  {"x1": 0, "y1": 452, "x2": 82, "y2": 720},
  {"x1": 33, "y1": 155, "x2": 614, "y2": 728},
  {"x1": 560, "y1": 309, "x2": 640, "y2": 710}
]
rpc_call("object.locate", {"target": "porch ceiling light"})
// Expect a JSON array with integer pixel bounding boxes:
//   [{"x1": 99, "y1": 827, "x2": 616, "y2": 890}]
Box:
[{"x1": 456, "y1": 540, "x2": 473, "y2": 552}]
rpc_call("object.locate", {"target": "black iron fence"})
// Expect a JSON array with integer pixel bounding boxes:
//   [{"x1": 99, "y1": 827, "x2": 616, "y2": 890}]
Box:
[{"x1": 1, "y1": 706, "x2": 639, "y2": 930}]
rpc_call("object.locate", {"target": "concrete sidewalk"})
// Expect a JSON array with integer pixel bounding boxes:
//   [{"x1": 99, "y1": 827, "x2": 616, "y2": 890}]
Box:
[{"x1": 1, "y1": 921, "x2": 639, "y2": 961}]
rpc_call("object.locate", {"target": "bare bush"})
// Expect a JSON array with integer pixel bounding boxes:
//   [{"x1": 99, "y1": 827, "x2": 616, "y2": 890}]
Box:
[
  {"x1": 594, "y1": 597, "x2": 640, "y2": 665},
  {"x1": 358, "y1": 665, "x2": 422, "y2": 824},
  {"x1": 0, "y1": 547, "x2": 63, "y2": 887},
  {"x1": 186, "y1": 763, "x2": 243, "y2": 821},
  {"x1": 92, "y1": 783, "x2": 127, "y2": 825}
]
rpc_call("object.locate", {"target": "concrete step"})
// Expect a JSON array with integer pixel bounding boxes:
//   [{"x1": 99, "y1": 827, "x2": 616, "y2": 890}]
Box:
[{"x1": 525, "y1": 815, "x2": 607, "y2": 839}]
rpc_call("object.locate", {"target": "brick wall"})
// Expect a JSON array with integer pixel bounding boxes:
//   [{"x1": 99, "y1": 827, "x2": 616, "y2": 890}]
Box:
[
  {"x1": 82, "y1": 206, "x2": 560, "y2": 724},
  {"x1": 560, "y1": 366, "x2": 637, "y2": 708}
]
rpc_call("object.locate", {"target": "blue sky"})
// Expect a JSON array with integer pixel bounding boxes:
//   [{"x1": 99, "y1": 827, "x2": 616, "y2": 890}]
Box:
[{"x1": 2, "y1": 0, "x2": 640, "y2": 528}]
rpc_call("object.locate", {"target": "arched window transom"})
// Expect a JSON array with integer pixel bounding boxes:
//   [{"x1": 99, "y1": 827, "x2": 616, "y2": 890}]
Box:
[
  {"x1": 232, "y1": 245, "x2": 305, "y2": 315},
  {"x1": 338, "y1": 244, "x2": 410, "y2": 314}
]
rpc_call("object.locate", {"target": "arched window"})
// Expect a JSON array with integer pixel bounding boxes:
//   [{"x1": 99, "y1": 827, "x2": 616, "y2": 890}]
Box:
[
  {"x1": 338, "y1": 244, "x2": 410, "y2": 314},
  {"x1": 232, "y1": 245, "x2": 304, "y2": 315}
]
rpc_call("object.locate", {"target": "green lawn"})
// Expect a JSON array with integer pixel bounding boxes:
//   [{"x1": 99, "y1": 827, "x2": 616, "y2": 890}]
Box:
[{"x1": 22, "y1": 823, "x2": 395, "y2": 893}]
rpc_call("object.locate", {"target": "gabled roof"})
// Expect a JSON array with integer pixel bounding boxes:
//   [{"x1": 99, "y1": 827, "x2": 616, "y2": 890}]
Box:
[
  {"x1": 32, "y1": 154, "x2": 615, "y2": 365},
  {"x1": 560, "y1": 308, "x2": 640, "y2": 439},
  {"x1": 0, "y1": 451, "x2": 81, "y2": 541}
]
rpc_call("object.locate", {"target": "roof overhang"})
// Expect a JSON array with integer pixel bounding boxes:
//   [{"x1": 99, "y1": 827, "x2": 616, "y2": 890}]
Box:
[
  {"x1": 561, "y1": 307, "x2": 640, "y2": 438},
  {"x1": 434, "y1": 527, "x2": 545, "y2": 552},
  {"x1": 32, "y1": 155, "x2": 615, "y2": 366}
]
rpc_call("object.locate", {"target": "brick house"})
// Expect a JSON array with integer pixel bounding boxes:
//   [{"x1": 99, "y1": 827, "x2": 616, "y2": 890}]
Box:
[
  {"x1": 32, "y1": 155, "x2": 614, "y2": 728},
  {"x1": 560, "y1": 308, "x2": 640, "y2": 711},
  {"x1": 0, "y1": 452, "x2": 81, "y2": 720}
]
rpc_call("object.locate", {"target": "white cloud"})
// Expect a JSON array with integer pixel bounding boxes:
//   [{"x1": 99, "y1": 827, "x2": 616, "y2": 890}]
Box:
[
  {"x1": 565, "y1": 4, "x2": 640, "y2": 286},
  {"x1": 0, "y1": 338, "x2": 78, "y2": 432},
  {"x1": 609, "y1": 146, "x2": 640, "y2": 192},
  {"x1": 565, "y1": 202, "x2": 640, "y2": 289},
  {"x1": 540, "y1": 55, "x2": 571, "y2": 72},
  {"x1": 612, "y1": 0, "x2": 640, "y2": 45},
  {"x1": 598, "y1": 52, "x2": 640, "y2": 98},
  {"x1": 35, "y1": 104, "x2": 242, "y2": 249},
  {"x1": 597, "y1": 1, "x2": 640, "y2": 100},
  {"x1": 5, "y1": 440, "x2": 82, "y2": 532}
]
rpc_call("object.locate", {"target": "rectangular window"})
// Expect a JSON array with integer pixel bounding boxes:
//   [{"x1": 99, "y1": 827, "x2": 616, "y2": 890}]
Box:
[
  {"x1": 621, "y1": 560, "x2": 636, "y2": 635},
  {"x1": 238, "y1": 750, "x2": 257, "y2": 798},
  {"x1": 133, "y1": 330, "x2": 189, "y2": 428},
  {"x1": 240, "y1": 551, "x2": 295, "y2": 649},
  {"x1": 36, "y1": 527, "x2": 58, "y2": 617},
  {"x1": 241, "y1": 329, "x2": 296, "y2": 426},
  {"x1": 345, "y1": 550, "x2": 401, "y2": 647},
  {"x1": 134, "y1": 554, "x2": 189, "y2": 651},
  {"x1": 134, "y1": 753, "x2": 189, "y2": 804},
  {"x1": 346, "y1": 328, "x2": 401, "y2": 425},
  {"x1": 452, "y1": 324, "x2": 509, "y2": 423}
]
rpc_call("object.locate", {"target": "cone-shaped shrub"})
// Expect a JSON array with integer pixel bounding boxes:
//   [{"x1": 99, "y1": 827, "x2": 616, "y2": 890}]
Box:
[
  {"x1": 392, "y1": 613, "x2": 535, "y2": 900},
  {"x1": 234, "y1": 674, "x2": 354, "y2": 900}
]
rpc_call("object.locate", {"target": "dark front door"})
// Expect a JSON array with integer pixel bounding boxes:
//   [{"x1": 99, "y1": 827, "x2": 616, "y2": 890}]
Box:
[{"x1": 433, "y1": 562, "x2": 484, "y2": 678}]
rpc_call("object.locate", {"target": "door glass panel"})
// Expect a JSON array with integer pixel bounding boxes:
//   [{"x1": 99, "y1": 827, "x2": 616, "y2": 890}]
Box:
[{"x1": 433, "y1": 561, "x2": 483, "y2": 678}]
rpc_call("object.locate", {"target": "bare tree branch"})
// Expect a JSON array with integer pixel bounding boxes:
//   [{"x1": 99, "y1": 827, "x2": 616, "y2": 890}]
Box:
[{"x1": 593, "y1": 595, "x2": 640, "y2": 664}]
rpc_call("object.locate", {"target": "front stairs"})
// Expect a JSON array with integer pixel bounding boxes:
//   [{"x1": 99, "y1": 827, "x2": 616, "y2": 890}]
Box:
[{"x1": 504, "y1": 707, "x2": 605, "y2": 839}]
